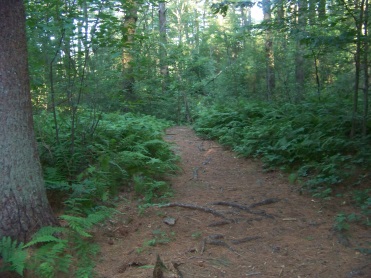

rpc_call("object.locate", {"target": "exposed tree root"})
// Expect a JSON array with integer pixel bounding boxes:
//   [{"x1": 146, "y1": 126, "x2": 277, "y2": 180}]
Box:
[
  {"x1": 207, "y1": 220, "x2": 233, "y2": 227},
  {"x1": 160, "y1": 202, "x2": 227, "y2": 219},
  {"x1": 210, "y1": 199, "x2": 279, "y2": 218},
  {"x1": 201, "y1": 235, "x2": 241, "y2": 256},
  {"x1": 231, "y1": 236, "x2": 261, "y2": 245},
  {"x1": 248, "y1": 198, "x2": 280, "y2": 209},
  {"x1": 172, "y1": 262, "x2": 183, "y2": 278}
]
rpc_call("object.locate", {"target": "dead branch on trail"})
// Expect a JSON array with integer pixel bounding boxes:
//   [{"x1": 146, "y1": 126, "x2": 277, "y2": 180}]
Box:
[
  {"x1": 160, "y1": 202, "x2": 227, "y2": 219},
  {"x1": 210, "y1": 200, "x2": 277, "y2": 218}
]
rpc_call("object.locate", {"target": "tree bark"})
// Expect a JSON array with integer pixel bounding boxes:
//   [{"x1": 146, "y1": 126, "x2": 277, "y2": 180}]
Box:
[
  {"x1": 350, "y1": 0, "x2": 365, "y2": 137},
  {"x1": 262, "y1": 0, "x2": 275, "y2": 100},
  {"x1": 295, "y1": 0, "x2": 307, "y2": 101},
  {"x1": 159, "y1": 2, "x2": 169, "y2": 93},
  {"x1": 122, "y1": 0, "x2": 138, "y2": 102},
  {"x1": 0, "y1": 0, "x2": 57, "y2": 242},
  {"x1": 362, "y1": 0, "x2": 369, "y2": 136}
]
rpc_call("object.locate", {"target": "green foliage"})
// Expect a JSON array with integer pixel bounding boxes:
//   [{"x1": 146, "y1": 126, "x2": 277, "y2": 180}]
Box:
[
  {"x1": 0, "y1": 214, "x2": 105, "y2": 278},
  {"x1": 134, "y1": 175, "x2": 172, "y2": 204},
  {"x1": 34, "y1": 110, "x2": 179, "y2": 206},
  {"x1": 334, "y1": 213, "x2": 351, "y2": 232},
  {"x1": 25, "y1": 226, "x2": 72, "y2": 278},
  {"x1": 30, "y1": 108, "x2": 179, "y2": 277},
  {"x1": 352, "y1": 189, "x2": 371, "y2": 226},
  {"x1": 0, "y1": 237, "x2": 27, "y2": 275},
  {"x1": 194, "y1": 99, "x2": 371, "y2": 193},
  {"x1": 24, "y1": 208, "x2": 110, "y2": 278},
  {"x1": 144, "y1": 230, "x2": 175, "y2": 247}
]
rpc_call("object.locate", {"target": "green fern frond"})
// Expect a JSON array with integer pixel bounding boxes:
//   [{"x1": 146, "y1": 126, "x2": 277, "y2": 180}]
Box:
[
  {"x1": 59, "y1": 215, "x2": 93, "y2": 237},
  {"x1": 24, "y1": 226, "x2": 67, "y2": 248},
  {"x1": 0, "y1": 236, "x2": 27, "y2": 275}
]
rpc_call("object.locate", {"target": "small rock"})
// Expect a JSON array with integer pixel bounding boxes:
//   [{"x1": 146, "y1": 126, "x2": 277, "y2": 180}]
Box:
[{"x1": 163, "y1": 217, "x2": 176, "y2": 226}]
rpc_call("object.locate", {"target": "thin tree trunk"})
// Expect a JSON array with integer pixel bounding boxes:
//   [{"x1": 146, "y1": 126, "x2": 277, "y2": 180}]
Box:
[
  {"x1": 362, "y1": 0, "x2": 369, "y2": 136},
  {"x1": 312, "y1": 50, "x2": 321, "y2": 100},
  {"x1": 159, "y1": 2, "x2": 168, "y2": 93},
  {"x1": 295, "y1": 0, "x2": 307, "y2": 101},
  {"x1": 262, "y1": 0, "x2": 275, "y2": 100},
  {"x1": 350, "y1": 0, "x2": 365, "y2": 137},
  {"x1": 122, "y1": 0, "x2": 138, "y2": 102}
]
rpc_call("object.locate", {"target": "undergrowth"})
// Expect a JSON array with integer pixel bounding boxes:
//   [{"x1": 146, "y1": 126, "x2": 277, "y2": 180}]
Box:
[
  {"x1": 194, "y1": 98, "x2": 371, "y2": 228},
  {"x1": 34, "y1": 110, "x2": 179, "y2": 207},
  {"x1": 0, "y1": 110, "x2": 179, "y2": 277}
]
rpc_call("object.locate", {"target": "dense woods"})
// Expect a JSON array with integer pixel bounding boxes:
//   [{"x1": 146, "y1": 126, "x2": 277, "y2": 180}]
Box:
[{"x1": 0, "y1": 0, "x2": 370, "y2": 276}]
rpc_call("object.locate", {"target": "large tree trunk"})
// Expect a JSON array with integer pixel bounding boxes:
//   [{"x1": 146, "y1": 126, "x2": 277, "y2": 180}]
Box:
[{"x1": 0, "y1": 0, "x2": 57, "y2": 242}]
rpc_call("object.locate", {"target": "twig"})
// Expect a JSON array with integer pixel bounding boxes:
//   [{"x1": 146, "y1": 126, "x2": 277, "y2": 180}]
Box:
[
  {"x1": 246, "y1": 272, "x2": 261, "y2": 276},
  {"x1": 201, "y1": 238, "x2": 206, "y2": 254}
]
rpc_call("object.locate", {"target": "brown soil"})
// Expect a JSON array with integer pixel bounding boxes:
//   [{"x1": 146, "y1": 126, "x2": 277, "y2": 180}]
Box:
[{"x1": 95, "y1": 126, "x2": 370, "y2": 278}]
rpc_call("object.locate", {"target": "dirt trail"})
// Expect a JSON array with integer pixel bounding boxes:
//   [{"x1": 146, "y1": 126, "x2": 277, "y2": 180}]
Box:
[{"x1": 95, "y1": 126, "x2": 370, "y2": 278}]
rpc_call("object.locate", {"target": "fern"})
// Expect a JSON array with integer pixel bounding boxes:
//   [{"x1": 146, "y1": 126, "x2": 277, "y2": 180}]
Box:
[
  {"x1": 0, "y1": 236, "x2": 27, "y2": 276},
  {"x1": 194, "y1": 99, "x2": 371, "y2": 191},
  {"x1": 60, "y1": 208, "x2": 111, "y2": 237},
  {"x1": 24, "y1": 208, "x2": 111, "y2": 278}
]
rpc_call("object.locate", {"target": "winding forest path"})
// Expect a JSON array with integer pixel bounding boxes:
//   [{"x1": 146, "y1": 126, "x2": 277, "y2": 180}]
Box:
[{"x1": 95, "y1": 126, "x2": 370, "y2": 278}]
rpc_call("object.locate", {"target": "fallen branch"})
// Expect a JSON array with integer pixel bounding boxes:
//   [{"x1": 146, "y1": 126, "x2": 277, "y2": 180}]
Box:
[{"x1": 160, "y1": 202, "x2": 227, "y2": 219}]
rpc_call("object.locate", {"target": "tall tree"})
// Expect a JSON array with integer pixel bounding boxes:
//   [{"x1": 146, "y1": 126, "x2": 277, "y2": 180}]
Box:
[
  {"x1": 159, "y1": 1, "x2": 169, "y2": 92},
  {"x1": 262, "y1": 0, "x2": 275, "y2": 99},
  {"x1": 347, "y1": 0, "x2": 370, "y2": 137},
  {"x1": 0, "y1": 0, "x2": 57, "y2": 242},
  {"x1": 295, "y1": 0, "x2": 307, "y2": 100},
  {"x1": 122, "y1": 0, "x2": 139, "y2": 102}
]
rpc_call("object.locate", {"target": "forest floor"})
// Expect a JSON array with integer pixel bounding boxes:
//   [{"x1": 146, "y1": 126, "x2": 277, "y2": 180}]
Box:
[{"x1": 95, "y1": 126, "x2": 370, "y2": 278}]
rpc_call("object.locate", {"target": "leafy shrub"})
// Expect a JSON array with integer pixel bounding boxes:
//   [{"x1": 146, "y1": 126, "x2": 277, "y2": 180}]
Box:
[{"x1": 16, "y1": 110, "x2": 181, "y2": 278}]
